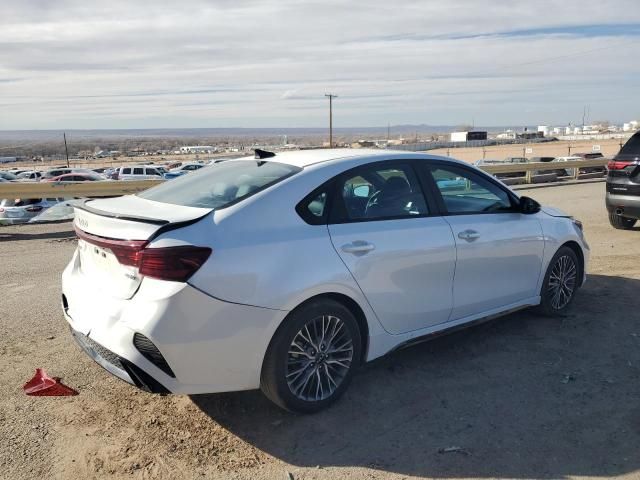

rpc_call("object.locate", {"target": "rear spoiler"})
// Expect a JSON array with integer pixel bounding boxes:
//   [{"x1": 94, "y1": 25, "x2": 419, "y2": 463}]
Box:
[
  {"x1": 76, "y1": 199, "x2": 169, "y2": 225},
  {"x1": 74, "y1": 199, "x2": 211, "y2": 241}
]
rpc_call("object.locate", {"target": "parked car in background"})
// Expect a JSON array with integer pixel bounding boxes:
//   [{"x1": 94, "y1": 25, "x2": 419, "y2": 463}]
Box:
[
  {"x1": 530, "y1": 156, "x2": 570, "y2": 177},
  {"x1": 16, "y1": 171, "x2": 43, "y2": 181},
  {"x1": 605, "y1": 131, "x2": 640, "y2": 229},
  {"x1": 7, "y1": 169, "x2": 30, "y2": 176},
  {"x1": 0, "y1": 171, "x2": 18, "y2": 181},
  {"x1": 113, "y1": 165, "x2": 164, "y2": 181},
  {"x1": 169, "y1": 163, "x2": 205, "y2": 173},
  {"x1": 552, "y1": 156, "x2": 581, "y2": 177},
  {"x1": 164, "y1": 170, "x2": 188, "y2": 180},
  {"x1": 41, "y1": 168, "x2": 96, "y2": 180},
  {"x1": 474, "y1": 157, "x2": 528, "y2": 179},
  {"x1": 44, "y1": 172, "x2": 105, "y2": 182},
  {"x1": 0, "y1": 198, "x2": 65, "y2": 224},
  {"x1": 573, "y1": 152, "x2": 606, "y2": 174},
  {"x1": 164, "y1": 164, "x2": 205, "y2": 180},
  {"x1": 63, "y1": 149, "x2": 588, "y2": 413},
  {"x1": 165, "y1": 162, "x2": 182, "y2": 170}
]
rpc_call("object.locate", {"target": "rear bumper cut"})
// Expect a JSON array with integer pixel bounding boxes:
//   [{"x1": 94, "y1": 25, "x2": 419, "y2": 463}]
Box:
[
  {"x1": 606, "y1": 192, "x2": 640, "y2": 219},
  {"x1": 61, "y1": 252, "x2": 288, "y2": 395},
  {"x1": 69, "y1": 326, "x2": 169, "y2": 394}
]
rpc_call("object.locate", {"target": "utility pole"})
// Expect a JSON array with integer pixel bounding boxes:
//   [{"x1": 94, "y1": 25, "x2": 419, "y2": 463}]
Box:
[
  {"x1": 63, "y1": 132, "x2": 70, "y2": 168},
  {"x1": 387, "y1": 123, "x2": 390, "y2": 142},
  {"x1": 325, "y1": 93, "x2": 337, "y2": 148}
]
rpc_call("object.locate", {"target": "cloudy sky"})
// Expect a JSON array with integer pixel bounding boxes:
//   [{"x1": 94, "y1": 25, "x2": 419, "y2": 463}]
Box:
[{"x1": 1, "y1": 0, "x2": 639, "y2": 130}]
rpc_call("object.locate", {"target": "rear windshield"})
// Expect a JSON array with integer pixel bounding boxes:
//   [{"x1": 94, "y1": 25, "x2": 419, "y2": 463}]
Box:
[
  {"x1": 618, "y1": 132, "x2": 640, "y2": 158},
  {"x1": 138, "y1": 160, "x2": 301, "y2": 209}
]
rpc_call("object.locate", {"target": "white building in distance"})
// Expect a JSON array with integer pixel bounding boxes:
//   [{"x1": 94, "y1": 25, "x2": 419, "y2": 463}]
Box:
[{"x1": 179, "y1": 146, "x2": 217, "y2": 154}]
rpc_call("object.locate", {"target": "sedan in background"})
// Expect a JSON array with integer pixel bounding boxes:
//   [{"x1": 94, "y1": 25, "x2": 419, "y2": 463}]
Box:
[
  {"x1": 0, "y1": 172, "x2": 18, "y2": 181},
  {"x1": 41, "y1": 168, "x2": 97, "y2": 180},
  {"x1": 0, "y1": 198, "x2": 65, "y2": 224},
  {"x1": 63, "y1": 149, "x2": 589, "y2": 413},
  {"x1": 164, "y1": 163, "x2": 206, "y2": 180},
  {"x1": 44, "y1": 172, "x2": 105, "y2": 182}
]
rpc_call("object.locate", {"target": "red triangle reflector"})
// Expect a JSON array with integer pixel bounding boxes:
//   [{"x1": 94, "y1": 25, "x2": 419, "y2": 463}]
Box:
[{"x1": 23, "y1": 368, "x2": 78, "y2": 396}]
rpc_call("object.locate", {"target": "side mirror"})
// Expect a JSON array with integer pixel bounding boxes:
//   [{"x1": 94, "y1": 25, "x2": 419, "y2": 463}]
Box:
[{"x1": 519, "y1": 196, "x2": 541, "y2": 214}]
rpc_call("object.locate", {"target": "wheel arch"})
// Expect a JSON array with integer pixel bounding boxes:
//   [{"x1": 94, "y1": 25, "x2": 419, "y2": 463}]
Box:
[
  {"x1": 559, "y1": 240, "x2": 585, "y2": 286},
  {"x1": 264, "y1": 292, "x2": 371, "y2": 368}
]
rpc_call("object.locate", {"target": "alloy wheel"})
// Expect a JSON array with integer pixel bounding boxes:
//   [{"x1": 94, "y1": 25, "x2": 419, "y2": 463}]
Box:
[
  {"x1": 548, "y1": 255, "x2": 577, "y2": 310},
  {"x1": 286, "y1": 315, "x2": 354, "y2": 402}
]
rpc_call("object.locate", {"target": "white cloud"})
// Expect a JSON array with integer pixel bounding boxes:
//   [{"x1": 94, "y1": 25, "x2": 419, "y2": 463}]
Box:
[{"x1": 1, "y1": 0, "x2": 639, "y2": 128}]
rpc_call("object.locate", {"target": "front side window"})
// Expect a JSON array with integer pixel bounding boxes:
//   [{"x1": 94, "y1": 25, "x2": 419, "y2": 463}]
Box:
[
  {"x1": 430, "y1": 166, "x2": 513, "y2": 214},
  {"x1": 138, "y1": 160, "x2": 300, "y2": 209},
  {"x1": 339, "y1": 164, "x2": 428, "y2": 221},
  {"x1": 122, "y1": 168, "x2": 131, "y2": 175}
]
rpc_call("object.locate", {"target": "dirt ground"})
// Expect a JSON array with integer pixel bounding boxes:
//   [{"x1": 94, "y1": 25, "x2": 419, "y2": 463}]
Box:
[
  {"x1": 429, "y1": 138, "x2": 624, "y2": 162},
  {"x1": 1, "y1": 180, "x2": 640, "y2": 480},
  {"x1": 7, "y1": 137, "x2": 626, "y2": 171}
]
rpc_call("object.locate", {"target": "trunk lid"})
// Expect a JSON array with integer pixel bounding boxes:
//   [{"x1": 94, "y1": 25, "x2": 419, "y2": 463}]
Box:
[{"x1": 73, "y1": 195, "x2": 211, "y2": 299}]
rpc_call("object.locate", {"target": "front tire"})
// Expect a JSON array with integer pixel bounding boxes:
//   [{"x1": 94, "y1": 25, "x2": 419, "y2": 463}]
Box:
[
  {"x1": 260, "y1": 299, "x2": 361, "y2": 413},
  {"x1": 608, "y1": 213, "x2": 637, "y2": 230},
  {"x1": 538, "y1": 246, "x2": 580, "y2": 316}
]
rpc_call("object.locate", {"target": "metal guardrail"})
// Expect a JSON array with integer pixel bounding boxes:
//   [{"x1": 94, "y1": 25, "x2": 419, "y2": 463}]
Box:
[
  {"x1": 0, "y1": 158, "x2": 608, "y2": 199},
  {"x1": 0, "y1": 179, "x2": 163, "y2": 198}
]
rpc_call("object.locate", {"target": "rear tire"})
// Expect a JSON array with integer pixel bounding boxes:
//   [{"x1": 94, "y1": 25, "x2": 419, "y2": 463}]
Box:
[
  {"x1": 609, "y1": 213, "x2": 637, "y2": 230},
  {"x1": 538, "y1": 246, "x2": 580, "y2": 317},
  {"x1": 260, "y1": 299, "x2": 361, "y2": 414}
]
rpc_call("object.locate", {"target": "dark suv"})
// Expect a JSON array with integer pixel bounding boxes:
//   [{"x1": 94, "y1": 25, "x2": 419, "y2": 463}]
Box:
[{"x1": 606, "y1": 131, "x2": 640, "y2": 229}]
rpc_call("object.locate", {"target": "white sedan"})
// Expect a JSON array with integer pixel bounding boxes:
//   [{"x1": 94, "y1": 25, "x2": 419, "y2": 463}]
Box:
[{"x1": 62, "y1": 149, "x2": 589, "y2": 413}]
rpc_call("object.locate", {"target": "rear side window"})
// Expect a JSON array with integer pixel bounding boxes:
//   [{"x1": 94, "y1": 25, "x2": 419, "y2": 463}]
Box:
[{"x1": 138, "y1": 160, "x2": 301, "y2": 209}]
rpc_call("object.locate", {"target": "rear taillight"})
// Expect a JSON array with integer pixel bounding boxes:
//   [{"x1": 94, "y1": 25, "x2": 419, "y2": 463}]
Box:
[
  {"x1": 0, "y1": 208, "x2": 4, "y2": 213},
  {"x1": 75, "y1": 226, "x2": 148, "y2": 266},
  {"x1": 74, "y1": 227, "x2": 211, "y2": 281},
  {"x1": 139, "y1": 246, "x2": 212, "y2": 282},
  {"x1": 608, "y1": 160, "x2": 637, "y2": 170}
]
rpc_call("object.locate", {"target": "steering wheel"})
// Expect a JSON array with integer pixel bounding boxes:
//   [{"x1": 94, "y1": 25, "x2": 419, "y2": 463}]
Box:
[{"x1": 365, "y1": 189, "x2": 382, "y2": 213}]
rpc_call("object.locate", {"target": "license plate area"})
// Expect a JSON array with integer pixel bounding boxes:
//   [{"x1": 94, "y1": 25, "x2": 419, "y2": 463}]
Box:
[{"x1": 77, "y1": 238, "x2": 131, "y2": 279}]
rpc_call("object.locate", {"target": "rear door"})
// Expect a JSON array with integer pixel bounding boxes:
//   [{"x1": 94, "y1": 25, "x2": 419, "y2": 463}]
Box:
[
  {"x1": 327, "y1": 161, "x2": 456, "y2": 334},
  {"x1": 424, "y1": 163, "x2": 544, "y2": 319}
]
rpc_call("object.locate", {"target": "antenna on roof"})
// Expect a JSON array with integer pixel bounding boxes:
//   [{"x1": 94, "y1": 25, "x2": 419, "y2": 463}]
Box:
[{"x1": 254, "y1": 149, "x2": 276, "y2": 160}]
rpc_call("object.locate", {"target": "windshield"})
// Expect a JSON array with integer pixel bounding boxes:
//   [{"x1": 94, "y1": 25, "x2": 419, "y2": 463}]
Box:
[{"x1": 138, "y1": 160, "x2": 301, "y2": 209}]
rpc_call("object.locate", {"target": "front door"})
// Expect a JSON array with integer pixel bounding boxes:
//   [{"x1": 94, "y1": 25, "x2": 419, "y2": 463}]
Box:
[{"x1": 426, "y1": 164, "x2": 545, "y2": 319}]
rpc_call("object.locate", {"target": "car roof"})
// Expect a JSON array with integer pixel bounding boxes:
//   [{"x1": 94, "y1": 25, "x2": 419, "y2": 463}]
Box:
[{"x1": 231, "y1": 148, "x2": 459, "y2": 168}]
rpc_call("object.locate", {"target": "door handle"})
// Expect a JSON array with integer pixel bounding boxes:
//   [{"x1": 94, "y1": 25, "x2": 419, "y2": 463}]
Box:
[
  {"x1": 458, "y1": 229, "x2": 480, "y2": 242},
  {"x1": 341, "y1": 241, "x2": 376, "y2": 254}
]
